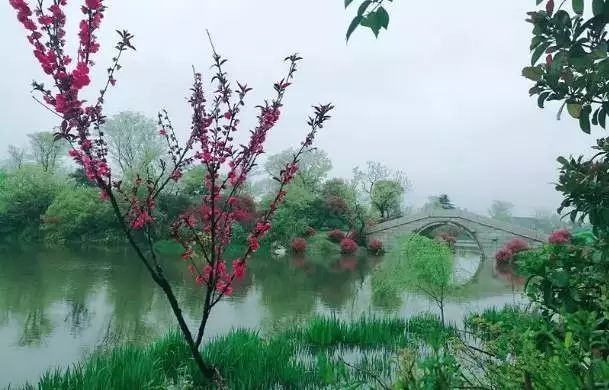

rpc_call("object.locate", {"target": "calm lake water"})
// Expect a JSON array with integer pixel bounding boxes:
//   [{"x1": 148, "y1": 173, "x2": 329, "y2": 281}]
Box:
[{"x1": 0, "y1": 243, "x2": 523, "y2": 386}]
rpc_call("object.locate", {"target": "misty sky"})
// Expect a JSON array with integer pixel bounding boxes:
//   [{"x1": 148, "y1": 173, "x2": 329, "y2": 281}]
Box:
[{"x1": 0, "y1": 1, "x2": 602, "y2": 216}]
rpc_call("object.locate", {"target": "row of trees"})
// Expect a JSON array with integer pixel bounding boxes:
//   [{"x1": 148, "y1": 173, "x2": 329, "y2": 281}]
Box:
[
  {"x1": 4, "y1": 112, "x2": 163, "y2": 178},
  {"x1": 1, "y1": 110, "x2": 412, "y2": 245}
]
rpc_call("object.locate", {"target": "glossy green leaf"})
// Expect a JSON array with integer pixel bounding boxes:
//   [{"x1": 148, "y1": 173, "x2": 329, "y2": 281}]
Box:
[
  {"x1": 557, "y1": 156, "x2": 569, "y2": 165},
  {"x1": 345, "y1": 0, "x2": 355, "y2": 8},
  {"x1": 522, "y1": 66, "x2": 544, "y2": 81},
  {"x1": 357, "y1": 0, "x2": 371, "y2": 15},
  {"x1": 572, "y1": 0, "x2": 584, "y2": 14},
  {"x1": 579, "y1": 105, "x2": 592, "y2": 133},
  {"x1": 593, "y1": 0, "x2": 605, "y2": 15},
  {"x1": 567, "y1": 102, "x2": 582, "y2": 118},
  {"x1": 531, "y1": 41, "x2": 552, "y2": 66},
  {"x1": 377, "y1": 6, "x2": 390, "y2": 29},
  {"x1": 346, "y1": 15, "x2": 364, "y2": 41},
  {"x1": 538, "y1": 91, "x2": 551, "y2": 108}
]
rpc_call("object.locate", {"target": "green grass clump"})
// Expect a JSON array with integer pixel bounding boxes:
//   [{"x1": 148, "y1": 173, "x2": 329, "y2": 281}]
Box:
[
  {"x1": 306, "y1": 233, "x2": 341, "y2": 258},
  {"x1": 289, "y1": 315, "x2": 409, "y2": 349},
  {"x1": 202, "y1": 329, "x2": 315, "y2": 388},
  {"x1": 405, "y1": 313, "x2": 457, "y2": 347},
  {"x1": 464, "y1": 305, "x2": 544, "y2": 357},
  {"x1": 29, "y1": 314, "x2": 463, "y2": 389},
  {"x1": 37, "y1": 331, "x2": 190, "y2": 390}
]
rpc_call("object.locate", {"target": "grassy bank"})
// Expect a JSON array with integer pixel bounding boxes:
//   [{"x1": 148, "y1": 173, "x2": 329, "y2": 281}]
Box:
[{"x1": 26, "y1": 314, "x2": 452, "y2": 389}]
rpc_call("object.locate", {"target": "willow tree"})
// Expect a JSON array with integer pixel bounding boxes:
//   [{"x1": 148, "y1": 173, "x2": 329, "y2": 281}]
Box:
[{"x1": 373, "y1": 234, "x2": 454, "y2": 326}]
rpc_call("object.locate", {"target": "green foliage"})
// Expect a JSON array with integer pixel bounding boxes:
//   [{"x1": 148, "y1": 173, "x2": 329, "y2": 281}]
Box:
[
  {"x1": 373, "y1": 235, "x2": 454, "y2": 324},
  {"x1": 556, "y1": 138, "x2": 609, "y2": 235},
  {"x1": 34, "y1": 315, "x2": 448, "y2": 389},
  {"x1": 27, "y1": 131, "x2": 67, "y2": 173},
  {"x1": 37, "y1": 331, "x2": 190, "y2": 389},
  {"x1": 307, "y1": 233, "x2": 342, "y2": 258},
  {"x1": 289, "y1": 315, "x2": 409, "y2": 349},
  {"x1": 488, "y1": 199, "x2": 514, "y2": 221},
  {"x1": 42, "y1": 186, "x2": 119, "y2": 244},
  {"x1": 264, "y1": 148, "x2": 332, "y2": 193},
  {"x1": 0, "y1": 166, "x2": 64, "y2": 242},
  {"x1": 345, "y1": 0, "x2": 392, "y2": 40},
  {"x1": 263, "y1": 181, "x2": 313, "y2": 245},
  {"x1": 103, "y1": 111, "x2": 164, "y2": 178},
  {"x1": 394, "y1": 347, "x2": 465, "y2": 390},
  {"x1": 524, "y1": 0, "x2": 609, "y2": 133},
  {"x1": 179, "y1": 166, "x2": 207, "y2": 197},
  {"x1": 370, "y1": 179, "x2": 404, "y2": 219}
]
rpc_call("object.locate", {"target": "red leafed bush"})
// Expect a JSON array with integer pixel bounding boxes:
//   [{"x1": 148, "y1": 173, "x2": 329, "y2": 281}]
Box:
[
  {"x1": 340, "y1": 238, "x2": 358, "y2": 254},
  {"x1": 304, "y1": 226, "x2": 316, "y2": 237},
  {"x1": 505, "y1": 238, "x2": 529, "y2": 254},
  {"x1": 291, "y1": 237, "x2": 307, "y2": 254},
  {"x1": 327, "y1": 229, "x2": 345, "y2": 243},
  {"x1": 495, "y1": 248, "x2": 513, "y2": 263},
  {"x1": 367, "y1": 239, "x2": 384, "y2": 255},
  {"x1": 548, "y1": 229, "x2": 571, "y2": 245}
]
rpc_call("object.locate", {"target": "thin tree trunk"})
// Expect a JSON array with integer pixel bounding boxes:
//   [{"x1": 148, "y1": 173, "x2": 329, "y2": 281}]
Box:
[{"x1": 107, "y1": 193, "x2": 215, "y2": 381}]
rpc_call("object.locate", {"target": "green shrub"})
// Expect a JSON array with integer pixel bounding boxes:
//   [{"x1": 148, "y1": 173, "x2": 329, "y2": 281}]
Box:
[
  {"x1": 0, "y1": 165, "x2": 64, "y2": 242},
  {"x1": 42, "y1": 186, "x2": 119, "y2": 244}
]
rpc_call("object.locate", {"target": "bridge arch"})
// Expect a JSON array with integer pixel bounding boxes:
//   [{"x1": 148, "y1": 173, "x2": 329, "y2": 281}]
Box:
[
  {"x1": 365, "y1": 209, "x2": 546, "y2": 262},
  {"x1": 414, "y1": 220, "x2": 484, "y2": 256}
]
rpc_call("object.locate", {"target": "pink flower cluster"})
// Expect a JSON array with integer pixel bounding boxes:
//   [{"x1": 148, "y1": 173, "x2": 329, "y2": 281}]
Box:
[
  {"x1": 367, "y1": 239, "x2": 384, "y2": 254},
  {"x1": 495, "y1": 248, "x2": 514, "y2": 263},
  {"x1": 495, "y1": 238, "x2": 530, "y2": 263},
  {"x1": 291, "y1": 237, "x2": 307, "y2": 254},
  {"x1": 8, "y1": 0, "x2": 128, "y2": 197},
  {"x1": 548, "y1": 229, "x2": 571, "y2": 245},
  {"x1": 340, "y1": 238, "x2": 358, "y2": 254},
  {"x1": 505, "y1": 238, "x2": 529, "y2": 253}
]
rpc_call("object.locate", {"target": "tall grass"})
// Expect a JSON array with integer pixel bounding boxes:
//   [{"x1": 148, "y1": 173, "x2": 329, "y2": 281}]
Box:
[
  {"x1": 37, "y1": 331, "x2": 190, "y2": 390},
  {"x1": 29, "y1": 314, "x2": 459, "y2": 389},
  {"x1": 289, "y1": 316, "x2": 409, "y2": 348}
]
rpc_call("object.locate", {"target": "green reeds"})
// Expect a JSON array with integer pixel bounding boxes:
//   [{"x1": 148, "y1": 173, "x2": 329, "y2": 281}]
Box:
[{"x1": 30, "y1": 313, "x2": 460, "y2": 389}]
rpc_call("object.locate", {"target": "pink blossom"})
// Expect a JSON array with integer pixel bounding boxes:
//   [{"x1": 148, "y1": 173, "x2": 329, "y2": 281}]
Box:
[
  {"x1": 85, "y1": 0, "x2": 103, "y2": 10},
  {"x1": 248, "y1": 236, "x2": 260, "y2": 252},
  {"x1": 505, "y1": 238, "x2": 529, "y2": 254},
  {"x1": 170, "y1": 170, "x2": 183, "y2": 181},
  {"x1": 495, "y1": 248, "x2": 513, "y2": 263},
  {"x1": 232, "y1": 259, "x2": 246, "y2": 279},
  {"x1": 549, "y1": 229, "x2": 571, "y2": 245},
  {"x1": 131, "y1": 210, "x2": 154, "y2": 230}
]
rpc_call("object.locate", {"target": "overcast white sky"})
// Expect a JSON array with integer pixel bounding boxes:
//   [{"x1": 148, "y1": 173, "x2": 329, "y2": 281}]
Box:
[{"x1": 0, "y1": 1, "x2": 602, "y2": 216}]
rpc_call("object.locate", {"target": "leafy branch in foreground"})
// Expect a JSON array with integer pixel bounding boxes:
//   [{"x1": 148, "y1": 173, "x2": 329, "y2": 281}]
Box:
[{"x1": 345, "y1": 0, "x2": 392, "y2": 41}]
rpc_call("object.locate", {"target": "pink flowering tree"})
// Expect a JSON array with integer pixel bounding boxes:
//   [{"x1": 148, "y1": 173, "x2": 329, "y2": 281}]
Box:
[{"x1": 9, "y1": 0, "x2": 333, "y2": 379}]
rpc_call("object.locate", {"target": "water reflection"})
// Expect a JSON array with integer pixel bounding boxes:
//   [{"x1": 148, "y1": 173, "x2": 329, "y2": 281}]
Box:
[{"x1": 0, "y1": 244, "x2": 520, "y2": 386}]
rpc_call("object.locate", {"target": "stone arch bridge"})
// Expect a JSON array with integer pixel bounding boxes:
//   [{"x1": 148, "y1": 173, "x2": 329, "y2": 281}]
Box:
[{"x1": 366, "y1": 209, "x2": 547, "y2": 260}]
